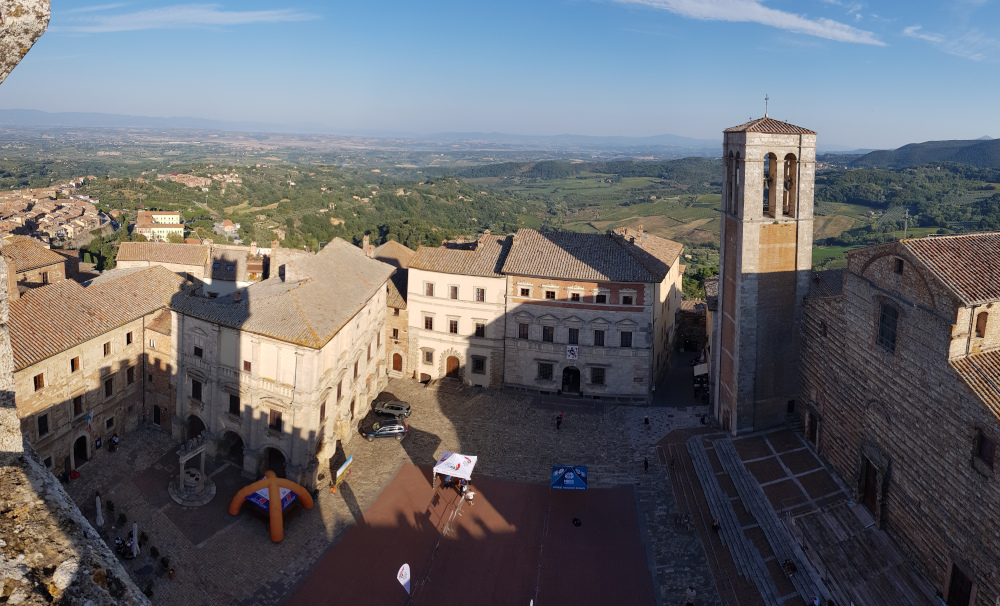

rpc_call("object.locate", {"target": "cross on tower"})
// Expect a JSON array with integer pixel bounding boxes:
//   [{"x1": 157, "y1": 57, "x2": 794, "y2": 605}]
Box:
[{"x1": 765, "y1": 94, "x2": 769, "y2": 117}]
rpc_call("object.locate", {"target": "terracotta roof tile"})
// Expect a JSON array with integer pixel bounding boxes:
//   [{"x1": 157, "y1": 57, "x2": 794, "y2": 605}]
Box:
[
  {"x1": 117, "y1": 242, "x2": 208, "y2": 267},
  {"x1": 808, "y1": 270, "x2": 844, "y2": 298},
  {"x1": 409, "y1": 235, "x2": 511, "y2": 278},
  {"x1": 902, "y1": 233, "x2": 1000, "y2": 305},
  {"x1": 373, "y1": 240, "x2": 416, "y2": 269},
  {"x1": 724, "y1": 116, "x2": 816, "y2": 135},
  {"x1": 9, "y1": 265, "x2": 184, "y2": 370},
  {"x1": 1, "y1": 240, "x2": 66, "y2": 273},
  {"x1": 952, "y1": 350, "x2": 1000, "y2": 420}
]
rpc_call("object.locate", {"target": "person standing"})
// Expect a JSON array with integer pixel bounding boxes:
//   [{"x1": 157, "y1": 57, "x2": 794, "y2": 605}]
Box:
[
  {"x1": 643, "y1": 458, "x2": 649, "y2": 473},
  {"x1": 556, "y1": 412, "x2": 563, "y2": 430},
  {"x1": 685, "y1": 586, "x2": 696, "y2": 606}
]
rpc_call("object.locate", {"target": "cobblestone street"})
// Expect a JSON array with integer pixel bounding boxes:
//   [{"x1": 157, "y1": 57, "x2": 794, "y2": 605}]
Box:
[{"x1": 64, "y1": 374, "x2": 718, "y2": 605}]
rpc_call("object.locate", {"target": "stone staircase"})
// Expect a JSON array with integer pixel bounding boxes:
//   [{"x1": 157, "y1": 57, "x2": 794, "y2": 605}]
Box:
[{"x1": 686, "y1": 436, "x2": 784, "y2": 605}]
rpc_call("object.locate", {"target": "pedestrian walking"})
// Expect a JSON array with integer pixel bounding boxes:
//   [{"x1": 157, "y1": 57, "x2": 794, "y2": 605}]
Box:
[
  {"x1": 644, "y1": 416, "x2": 650, "y2": 431},
  {"x1": 643, "y1": 458, "x2": 649, "y2": 473},
  {"x1": 685, "y1": 586, "x2": 697, "y2": 606},
  {"x1": 712, "y1": 518, "x2": 720, "y2": 533},
  {"x1": 556, "y1": 412, "x2": 563, "y2": 430}
]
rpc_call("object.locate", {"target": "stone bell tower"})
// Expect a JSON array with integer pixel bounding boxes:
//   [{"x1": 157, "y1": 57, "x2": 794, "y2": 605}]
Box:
[{"x1": 712, "y1": 116, "x2": 817, "y2": 435}]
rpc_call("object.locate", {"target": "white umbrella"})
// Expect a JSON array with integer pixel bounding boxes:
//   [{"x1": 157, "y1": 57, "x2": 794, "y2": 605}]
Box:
[
  {"x1": 131, "y1": 522, "x2": 139, "y2": 558},
  {"x1": 95, "y1": 495, "x2": 104, "y2": 528}
]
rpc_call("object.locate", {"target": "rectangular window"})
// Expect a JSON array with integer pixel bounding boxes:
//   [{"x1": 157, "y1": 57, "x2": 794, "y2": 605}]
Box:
[
  {"x1": 538, "y1": 363, "x2": 553, "y2": 381},
  {"x1": 471, "y1": 356, "x2": 486, "y2": 375},
  {"x1": 73, "y1": 396, "x2": 83, "y2": 417},
  {"x1": 519, "y1": 323, "x2": 530, "y2": 339},
  {"x1": 337, "y1": 380, "x2": 343, "y2": 400},
  {"x1": 475, "y1": 323, "x2": 486, "y2": 338},
  {"x1": 229, "y1": 394, "x2": 241, "y2": 415},
  {"x1": 194, "y1": 346, "x2": 203, "y2": 358},
  {"x1": 425, "y1": 283, "x2": 434, "y2": 297},
  {"x1": 424, "y1": 316, "x2": 434, "y2": 331},
  {"x1": 149, "y1": 339, "x2": 156, "y2": 348},
  {"x1": 104, "y1": 378, "x2": 113, "y2": 398},
  {"x1": 622, "y1": 295, "x2": 633, "y2": 305},
  {"x1": 393, "y1": 308, "x2": 400, "y2": 316},
  {"x1": 37, "y1": 413, "x2": 48, "y2": 437},
  {"x1": 449, "y1": 320, "x2": 459, "y2": 334},
  {"x1": 354, "y1": 361, "x2": 359, "y2": 379},
  {"x1": 268, "y1": 409, "x2": 283, "y2": 432},
  {"x1": 545, "y1": 290, "x2": 556, "y2": 300},
  {"x1": 126, "y1": 331, "x2": 133, "y2": 345},
  {"x1": 620, "y1": 331, "x2": 633, "y2": 348},
  {"x1": 893, "y1": 258, "x2": 904, "y2": 274},
  {"x1": 244, "y1": 360, "x2": 252, "y2": 372},
  {"x1": 520, "y1": 287, "x2": 530, "y2": 297},
  {"x1": 44, "y1": 456, "x2": 52, "y2": 468},
  {"x1": 568, "y1": 328, "x2": 579, "y2": 345},
  {"x1": 475, "y1": 288, "x2": 485, "y2": 302},
  {"x1": 126, "y1": 367, "x2": 135, "y2": 385},
  {"x1": 450, "y1": 285, "x2": 459, "y2": 299},
  {"x1": 33, "y1": 373, "x2": 44, "y2": 391},
  {"x1": 70, "y1": 356, "x2": 80, "y2": 373},
  {"x1": 594, "y1": 330, "x2": 605, "y2": 347},
  {"x1": 542, "y1": 326, "x2": 554, "y2": 342},
  {"x1": 106, "y1": 417, "x2": 114, "y2": 429},
  {"x1": 103, "y1": 342, "x2": 111, "y2": 356},
  {"x1": 570, "y1": 292, "x2": 580, "y2": 302},
  {"x1": 377, "y1": 332, "x2": 381, "y2": 347},
  {"x1": 424, "y1": 350, "x2": 433, "y2": 364},
  {"x1": 392, "y1": 328, "x2": 400, "y2": 339},
  {"x1": 595, "y1": 294, "x2": 607, "y2": 304},
  {"x1": 320, "y1": 400, "x2": 327, "y2": 421},
  {"x1": 976, "y1": 430, "x2": 996, "y2": 468},
  {"x1": 877, "y1": 304, "x2": 898, "y2": 354},
  {"x1": 192, "y1": 379, "x2": 202, "y2": 401},
  {"x1": 41, "y1": 271, "x2": 48, "y2": 284},
  {"x1": 591, "y1": 367, "x2": 605, "y2": 385}
]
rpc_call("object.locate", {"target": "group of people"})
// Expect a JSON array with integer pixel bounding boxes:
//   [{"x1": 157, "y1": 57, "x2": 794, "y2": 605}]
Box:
[
  {"x1": 440, "y1": 475, "x2": 475, "y2": 505},
  {"x1": 113, "y1": 529, "x2": 136, "y2": 559}
]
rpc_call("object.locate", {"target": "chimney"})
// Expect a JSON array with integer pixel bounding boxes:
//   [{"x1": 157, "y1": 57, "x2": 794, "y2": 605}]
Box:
[
  {"x1": 363, "y1": 234, "x2": 370, "y2": 250},
  {"x1": 250, "y1": 241, "x2": 257, "y2": 256}
]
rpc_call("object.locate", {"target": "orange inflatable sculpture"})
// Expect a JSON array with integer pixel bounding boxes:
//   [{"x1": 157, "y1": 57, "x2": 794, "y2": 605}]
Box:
[{"x1": 228, "y1": 471, "x2": 315, "y2": 543}]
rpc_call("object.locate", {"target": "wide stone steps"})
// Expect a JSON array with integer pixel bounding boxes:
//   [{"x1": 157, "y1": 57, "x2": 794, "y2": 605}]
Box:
[
  {"x1": 687, "y1": 436, "x2": 784, "y2": 606},
  {"x1": 713, "y1": 439, "x2": 829, "y2": 604}
]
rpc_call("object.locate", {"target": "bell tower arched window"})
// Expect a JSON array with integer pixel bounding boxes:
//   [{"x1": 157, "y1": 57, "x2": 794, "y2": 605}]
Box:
[
  {"x1": 783, "y1": 153, "x2": 797, "y2": 216},
  {"x1": 763, "y1": 153, "x2": 777, "y2": 217}
]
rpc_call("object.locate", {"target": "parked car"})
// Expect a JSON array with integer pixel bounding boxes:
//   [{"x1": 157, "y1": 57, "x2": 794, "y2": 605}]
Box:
[
  {"x1": 374, "y1": 400, "x2": 412, "y2": 418},
  {"x1": 363, "y1": 419, "x2": 408, "y2": 442}
]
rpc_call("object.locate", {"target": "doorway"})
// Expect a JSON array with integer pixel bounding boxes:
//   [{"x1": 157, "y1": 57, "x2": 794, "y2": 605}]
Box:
[
  {"x1": 73, "y1": 435, "x2": 88, "y2": 468},
  {"x1": 393, "y1": 353, "x2": 403, "y2": 372},
  {"x1": 807, "y1": 414, "x2": 818, "y2": 445},
  {"x1": 860, "y1": 457, "x2": 879, "y2": 517},
  {"x1": 261, "y1": 447, "x2": 287, "y2": 478},
  {"x1": 152, "y1": 405, "x2": 161, "y2": 426},
  {"x1": 947, "y1": 563, "x2": 973, "y2": 606},
  {"x1": 220, "y1": 431, "x2": 245, "y2": 468},
  {"x1": 562, "y1": 367, "x2": 581, "y2": 393},
  {"x1": 446, "y1": 356, "x2": 460, "y2": 379},
  {"x1": 187, "y1": 415, "x2": 206, "y2": 440}
]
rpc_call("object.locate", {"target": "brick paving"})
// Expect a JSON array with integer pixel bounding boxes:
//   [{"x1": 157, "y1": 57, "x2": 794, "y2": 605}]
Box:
[{"x1": 62, "y1": 375, "x2": 719, "y2": 606}]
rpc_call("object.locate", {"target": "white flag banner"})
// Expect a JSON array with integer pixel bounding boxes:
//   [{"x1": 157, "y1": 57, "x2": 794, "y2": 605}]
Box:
[{"x1": 397, "y1": 563, "x2": 411, "y2": 595}]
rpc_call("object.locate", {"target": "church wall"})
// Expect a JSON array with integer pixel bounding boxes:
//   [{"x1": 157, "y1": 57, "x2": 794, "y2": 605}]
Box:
[{"x1": 802, "y1": 248, "x2": 1000, "y2": 603}]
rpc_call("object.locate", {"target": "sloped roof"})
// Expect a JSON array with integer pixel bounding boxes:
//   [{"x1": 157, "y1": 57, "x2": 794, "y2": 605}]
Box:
[
  {"x1": 373, "y1": 239, "x2": 416, "y2": 269},
  {"x1": 952, "y1": 350, "x2": 1000, "y2": 420},
  {"x1": 171, "y1": 238, "x2": 394, "y2": 348},
  {"x1": 502, "y1": 229, "x2": 681, "y2": 283},
  {"x1": 724, "y1": 116, "x2": 816, "y2": 135},
  {"x1": 117, "y1": 242, "x2": 209, "y2": 267},
  {"x1": 808, "y1": 270, "x2": 844, "y2": 298},
  {"x1": 386, "y1": 271, "x2": 407, "y2": 309},
  {"x1": 9, "y1": 265, "x2": 184, "y2": 370},
  {"x1": 902, "y1": 233, "x2": 1000, "y2": 305},
  {"x1": 704, "y1": 276, "x2": 719, "y2": 311},
  {"x1": 409, "y1": 235, "x2": 511, "y2": 278},
  {"x1": 0, "y1": 240, "x2": 67, "y2": 273}
]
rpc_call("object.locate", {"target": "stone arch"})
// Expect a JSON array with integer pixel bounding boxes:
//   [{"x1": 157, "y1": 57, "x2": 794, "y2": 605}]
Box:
[
  {"x1": 71, "y1": 431, "x2": 91, "y2": 469},
  {"x1": 438, "y1": 347, "x2": 466, "y2": 382},
  {"x1": 782, "y1": 153, "x2": 797, "y2": 216},
  {"x1": 859, "y1": 252, "x2": 937, "y2": 312},
  {"x1": 763, "y1": 152, "x2": 778, "y2": 216},
  {"x1": 187, "y1": 414, "x2": 207, "y2": 440},
  {"x1": 388, "y1": 346, "x2": 406, "y2": 375},
  {"x1": 219, "y1": 430, "x2": 245, "y2": 467},
  {"x1": 259, "y1": 446, "x2": 288, "y2": 478}
]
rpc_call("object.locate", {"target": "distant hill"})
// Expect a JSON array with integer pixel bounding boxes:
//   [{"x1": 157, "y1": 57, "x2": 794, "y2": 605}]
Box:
[{"x1": 850, "y1": 138, "x2": 1000, "y2": 169}]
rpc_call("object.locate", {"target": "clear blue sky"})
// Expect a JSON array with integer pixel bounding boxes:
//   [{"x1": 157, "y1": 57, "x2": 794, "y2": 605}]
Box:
[{"x1": 2, "y1": 0, "x2": 999, "y2": 149}]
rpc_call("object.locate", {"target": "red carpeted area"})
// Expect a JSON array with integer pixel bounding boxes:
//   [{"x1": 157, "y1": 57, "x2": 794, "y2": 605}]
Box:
[{"x1": 287, "y1": 464, "x2": 656, "y2": 606}]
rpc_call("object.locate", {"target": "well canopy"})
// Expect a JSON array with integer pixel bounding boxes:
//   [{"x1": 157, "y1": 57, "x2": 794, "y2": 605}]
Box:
[{"x1": 433, "y1": 451, "x2": 478, "y2": 481}]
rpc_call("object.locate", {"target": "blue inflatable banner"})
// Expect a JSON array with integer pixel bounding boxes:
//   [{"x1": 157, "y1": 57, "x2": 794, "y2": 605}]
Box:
[{"x1": 551, "y1": 465, "x2": 588, "y2": 490}]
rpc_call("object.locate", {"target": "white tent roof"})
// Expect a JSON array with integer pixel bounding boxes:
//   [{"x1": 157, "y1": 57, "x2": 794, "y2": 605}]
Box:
[
  {"x1": 693, "y1": 363, "x2": 709, "y2": 377},
  {"x1": 433, "y1": 451, "x2": 477, "y2": 481}
]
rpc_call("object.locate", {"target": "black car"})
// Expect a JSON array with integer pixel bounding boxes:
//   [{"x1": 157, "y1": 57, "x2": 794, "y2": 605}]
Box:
[
  {"x1": 374, "y1": 400, "x2": 412, "y2": 418},
  {"x1": 362, "y1": 419, "x2": 408, "y2": 442}
]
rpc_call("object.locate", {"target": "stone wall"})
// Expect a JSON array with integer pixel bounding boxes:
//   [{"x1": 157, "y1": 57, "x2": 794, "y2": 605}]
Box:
[{"x1": 800, "y1": 243, "x2": 1000, "y2": 603}]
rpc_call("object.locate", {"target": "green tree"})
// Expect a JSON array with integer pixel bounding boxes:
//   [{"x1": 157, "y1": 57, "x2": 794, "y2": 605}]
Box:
[
  {"x1": 166, "y1": 232, "x2": 185, "y2": 244},
  {"x1": 132, "y1": 233, "x2": 148, "y2": 242}
]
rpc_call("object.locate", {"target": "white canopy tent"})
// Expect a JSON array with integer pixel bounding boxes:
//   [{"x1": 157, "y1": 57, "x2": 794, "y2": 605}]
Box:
[
  {"x1": 433, "y1": 451, "x2": 478, "y2": 482},
  {"x1": 693, "y1": 363, "x2": 709, "y2": 377}
]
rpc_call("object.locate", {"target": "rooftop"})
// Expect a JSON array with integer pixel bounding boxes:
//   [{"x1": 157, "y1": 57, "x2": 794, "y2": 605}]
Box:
[
  {"x1": 902, "y1": 233, "x2": 1000, "y2": 305},
  {"x1": 808, "y1": 270, "x2": 844, "y2": 299},
  {"x1": 409, "y1": 234, "x2": 511, "y2": 278},
  {"x1": 0, "y1": 239, "x2": 66, "y2": 273},
  {"x1": 118, "y1": 242, "x2": 208, "y2": 267},
  {"x1": 951, "y1": 350, "x2": 1000, "y2": 420},
  {"x1": 724, "y1": 116, "x2": 816, "y2": 135},
  {"x1": 373, "y1": 239, "x2": 416, "y2": 270}
]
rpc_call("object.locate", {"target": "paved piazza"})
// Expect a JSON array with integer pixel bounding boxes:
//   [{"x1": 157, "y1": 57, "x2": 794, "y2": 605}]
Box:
[{"x1": 64, "y1": 370, "x2": 719, "y2": 606}]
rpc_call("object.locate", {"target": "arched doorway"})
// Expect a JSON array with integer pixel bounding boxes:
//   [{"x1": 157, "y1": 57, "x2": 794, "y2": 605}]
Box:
[
  {"x1": 562, "y1": 367, "x2": 581, "y2": 393},
  {"x1": 219, "y1": 431, "x2": 244, "y2": 468},
  {"x1": 73, "y1": 435, "x2": 88, "y2": 468},
  {"x1": 446, "y1": 356, "x2": 460, "y2": 379},
  {"x1": 392, "y1": 353, "x2": 403, "y2": 372},
  {"x1": 152, "y1": 405, "x2": 161, "y2": 426},
  {"x1": 187, "y1": 415, "x2": 206, "y2": 440},
  {"x1": 260, "y1": 447, "x2": 286, "y2": 478}
]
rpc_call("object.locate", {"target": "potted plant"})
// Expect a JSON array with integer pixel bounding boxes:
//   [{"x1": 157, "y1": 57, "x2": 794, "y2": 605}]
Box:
[{"x1": 149, "y1": 546, "x2": 159, "y2": 559}]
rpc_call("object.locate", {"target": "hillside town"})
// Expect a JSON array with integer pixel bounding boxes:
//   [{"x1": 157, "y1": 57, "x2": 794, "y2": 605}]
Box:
[{"x1": 0, "y1": 187, "x2": 105, "y2": 244}]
